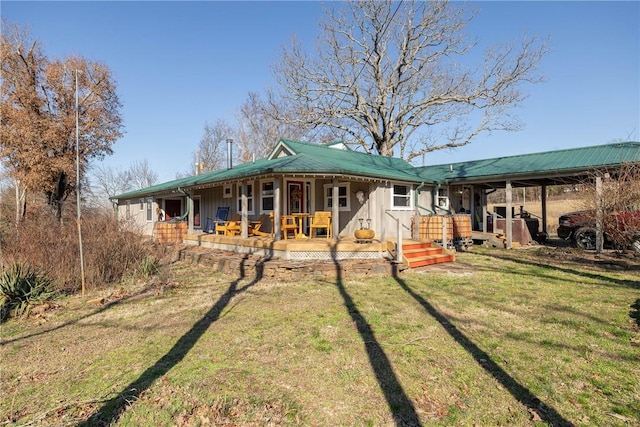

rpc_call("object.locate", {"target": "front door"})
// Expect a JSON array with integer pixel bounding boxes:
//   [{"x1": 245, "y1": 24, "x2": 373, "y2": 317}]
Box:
[
  {"x1": 165, "y1": 199, "x2": 182, "y2": 220},
  {"x1": 287, "y1": 181, "x2": 304, "y2": 214}
]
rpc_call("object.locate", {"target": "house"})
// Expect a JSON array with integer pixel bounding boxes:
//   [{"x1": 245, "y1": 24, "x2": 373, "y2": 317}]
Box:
[
  {"x1": 112, "y1": 139, "x2": 640, "y2": 263},
  {"x1": 113, "y1": 139, "x2": 438, "y2": 238}
]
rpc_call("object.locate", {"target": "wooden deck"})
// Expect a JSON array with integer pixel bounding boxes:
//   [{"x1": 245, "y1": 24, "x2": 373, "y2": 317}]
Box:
[
  {"x1": 183, "y1": 232, "x2": 390, "y2": 261},
  {"x1": 182, "y1": 233, "x2": 456, "y2": 267}
]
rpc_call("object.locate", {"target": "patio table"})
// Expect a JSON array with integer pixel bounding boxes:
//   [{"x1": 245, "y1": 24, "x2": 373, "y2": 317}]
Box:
[{"x1": 292, "y1": 213, "x2": 310, "y2": 239}]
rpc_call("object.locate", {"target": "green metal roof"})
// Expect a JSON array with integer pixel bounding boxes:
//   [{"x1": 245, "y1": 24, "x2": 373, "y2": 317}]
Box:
[
  {"x1": 416, "y1": 141, "x2": 640, "y2": 186},
  {"x1": 113, "y1": 139, "x2": 421, "y2": 200},
  {"x1": 113, "y1": 140, "x2": 640, "y2": 200},
  {"x1": 268, "y1": 139, "x2": 419, "y2": 180}
]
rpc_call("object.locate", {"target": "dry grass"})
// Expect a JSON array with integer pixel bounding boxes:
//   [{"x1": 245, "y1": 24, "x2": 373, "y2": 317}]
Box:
[
  {"x1": 1, "y1": 246, "x2": 638, "y2": 426},
  {"x1": 1, "y1": 209, "x2": 159, "y2": 293}
]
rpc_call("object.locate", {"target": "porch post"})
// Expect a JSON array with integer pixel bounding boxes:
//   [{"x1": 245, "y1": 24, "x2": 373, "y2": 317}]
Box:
[
  {"x1": 482, "y1": 190, "x2": 488, "y2": 233},
  {"x1": 332, "y1": 178, "x2": 339, "y2": 239},
  {"x1": 541, "y1": 184, "x2": 548, "y2": 234},
  {"x1": 595, "y1": 176, "x2": 604, "y2": 253},
  {"x1": 470, "y1": 185, "x2": 475, "y2": 222},
  {"x1": 187, "y1": 193, "x2": 194, "y2": 234},
  {"x1": 241, "y1": 182, "x2": 248, "y2": 238},
  {"x1": 274, "y1": 179, "x2": 281, "y2": 240},
  {"x1": 506, "y1": 180, "x2": 513, "y2": 249}
]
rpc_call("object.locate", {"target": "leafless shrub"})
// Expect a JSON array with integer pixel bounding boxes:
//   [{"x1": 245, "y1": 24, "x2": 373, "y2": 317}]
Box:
[
  {"x1": 1, "y1": 208, "x2": 156, "y2": 293},
  {"x1": 578, "y1": 162, "x2": 640, "y2": 251}
]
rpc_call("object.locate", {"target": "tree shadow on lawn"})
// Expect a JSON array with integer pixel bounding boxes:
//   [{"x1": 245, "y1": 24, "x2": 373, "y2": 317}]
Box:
[
  {"x1": 0, "y1": 283, "x2": 162, "y2": 347},
  {"x1": 631, "y1": 299, "x2": 640, "y2": 327},
  {"x1": 477, "y1": 251, "x2": 639, "y2": 290},
  {"x1": 80, "y1": 254, "x2": 269, "y2": 426},
  {"x1": 391, "y1": 266, "x2": 574, "y2": 427},
  {"x1": 329, "y1": 249, "x2": 421, "y2": 426}
]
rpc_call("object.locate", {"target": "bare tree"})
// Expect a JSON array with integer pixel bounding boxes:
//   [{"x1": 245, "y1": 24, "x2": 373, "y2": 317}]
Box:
[
  {"x1": 88, "y1": 165, "x2": 127, "y2": 211},
  {"x1": 190, "y1": 119, "x2": 235, "y2": 174},
  {"x1": 272, "y1": 1, "x2": 548, "y2": 160},
  {"x1": 128, "y1": 159, "x2": 158, "y2": 190},
  {"x1": 13, "y1": 178, "x2": 26, "y2": 224},
  {"x1": 90, "y1": 160, "x2": 158, "y2": 210},
  {"x1": 0, "y1": 22, "x2": 123, "y2": 220},
  {"x1": 241, "y1": 91, "x2": 349, "y2": 159},
  {"x1": 0, "y1": 168, "x2": 25, "y2": 226},
  {"x1": 237, "y1": 92, "x2": 289, "y2": 161}
]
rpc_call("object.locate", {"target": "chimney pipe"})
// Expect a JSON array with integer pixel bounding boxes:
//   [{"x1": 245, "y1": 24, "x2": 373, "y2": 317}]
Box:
[{"x1": 226, "y1": 138, "x2": 233, "y2": 170}]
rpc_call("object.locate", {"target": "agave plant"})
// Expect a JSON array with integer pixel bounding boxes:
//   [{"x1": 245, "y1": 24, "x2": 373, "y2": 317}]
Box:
[
  {"x1": 0, "y1": 263, "x2": 55, "y2": 321},
  {"x1": 140, "y1": 255, "x2": 160, "y2": 277}
]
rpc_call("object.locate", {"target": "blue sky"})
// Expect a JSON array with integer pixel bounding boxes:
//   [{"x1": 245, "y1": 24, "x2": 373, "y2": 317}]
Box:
[{"x1": 3, "y1": 1, "x2": 639, "y2": 183}]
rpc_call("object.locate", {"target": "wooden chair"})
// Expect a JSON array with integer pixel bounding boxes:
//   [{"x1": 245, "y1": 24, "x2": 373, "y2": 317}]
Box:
[
  {"x1": 216, "y1": 213, "x2": 241, "y2": 236},
  {"x1": 204, "y1": 206, "x2": 229, "y2": 234},
  {"x1": 249, "y1": 214, "x2": 268, "y2": 236},
  {"x1": 281, "y1": 215, "x2": 298, "y2": 240},
  {"x1": 310, "y1": 211, "x2": 332, "y2": 239}
]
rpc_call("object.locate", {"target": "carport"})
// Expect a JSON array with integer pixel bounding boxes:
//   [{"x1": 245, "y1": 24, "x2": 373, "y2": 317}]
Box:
[{"x1": 416, "y1": 141, "x2": 640, "y2": 250}]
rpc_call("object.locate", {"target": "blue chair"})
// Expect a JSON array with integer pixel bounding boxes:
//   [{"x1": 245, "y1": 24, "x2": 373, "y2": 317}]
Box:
[{"x1": 204, "y1": 206, "x2": 230, "y2": 233}]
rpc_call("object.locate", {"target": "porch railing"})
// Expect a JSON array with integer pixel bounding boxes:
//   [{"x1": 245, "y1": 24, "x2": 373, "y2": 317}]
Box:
[{"x1": 385, "y1": 210, "x2": 412, "y2": 263}]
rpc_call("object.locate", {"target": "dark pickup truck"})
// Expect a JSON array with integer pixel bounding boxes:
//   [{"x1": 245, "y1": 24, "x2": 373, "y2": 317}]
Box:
[{"x1": 558, "y1": 209, "x2": 640, "y2": 251}]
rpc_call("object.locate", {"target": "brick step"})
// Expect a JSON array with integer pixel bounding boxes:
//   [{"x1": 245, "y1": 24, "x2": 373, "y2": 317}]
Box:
[
  {"x1": 400, "y1": 240, "x2": 455, "y2": 268},
  {"x1": 405, "y1": 253, "x2": 456, "y2": 268},
  {"x1": 402, "y1": 242, "x2": 435, "y2": 251},
  {"x1": 403, "y1": 246, "x2": 444, "y2": 259}
]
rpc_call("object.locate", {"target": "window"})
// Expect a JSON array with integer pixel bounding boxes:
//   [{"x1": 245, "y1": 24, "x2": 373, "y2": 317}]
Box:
[
  {"x1": 261, "y1": 180, "x2": 274, "y2": 212},
  {"x1": 125, "y1": 201, "x2": 131, "y2": 219},
  {"x1": 237, "y1": 182, "x2": 254, "y2": 214},
  {"x1": 223, "y1": 184, "x2": 233, "y2": 198},
  {"x1": 146, "y1": 198, "x2": 153, "y2": 222},
  {"x1": 193, "y1": 196, "x2": 201, "y2": 228},
  {"x1": 392, "y1": 183, "x2": 413, "y2": 210},
  {"x1": 139, "y1": 199, "x2": 144, "y2": 210},
  {"x1": 437, "y1": 188, "x2": 449, "y2": 211},
  {"x1": 324, "y1": 182, "x2": 350, "y2": 211}
]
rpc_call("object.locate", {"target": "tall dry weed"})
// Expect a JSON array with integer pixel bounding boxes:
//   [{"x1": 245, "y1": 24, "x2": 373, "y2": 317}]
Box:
[
  {"x1": 577, "y1": 162, "x2": 640, "y2": 250},
  {"x1": 1, "y1": 208, "x2": 154, "y2": 293}
]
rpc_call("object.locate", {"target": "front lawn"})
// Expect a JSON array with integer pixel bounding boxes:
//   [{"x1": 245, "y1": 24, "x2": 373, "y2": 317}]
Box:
[{"x1": 1, "y1": 246, "x2": 638, "y2": 426}]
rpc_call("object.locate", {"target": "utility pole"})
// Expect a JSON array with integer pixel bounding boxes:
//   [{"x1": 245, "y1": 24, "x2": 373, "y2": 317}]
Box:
[{"x1": 76, "y1": 70, "x2": 86, "y2": 296}]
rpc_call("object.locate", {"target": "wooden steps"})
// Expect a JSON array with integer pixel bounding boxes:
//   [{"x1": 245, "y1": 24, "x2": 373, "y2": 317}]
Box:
[{"x1": 401, "y1": 240, "x2": 455, "y2": 268}]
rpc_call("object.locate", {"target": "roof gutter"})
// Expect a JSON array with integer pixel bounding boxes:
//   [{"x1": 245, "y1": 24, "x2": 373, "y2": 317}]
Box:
[
  {"x1": 176, "y1": 187, "x2": 190, "y2": 221},
  {"x1": 414, "y1": 182, "x2": 434, "y2": 215}
]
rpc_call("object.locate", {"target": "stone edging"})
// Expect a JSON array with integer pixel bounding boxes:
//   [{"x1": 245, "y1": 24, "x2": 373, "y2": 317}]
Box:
[{"x1": 176, "y1": 246, "x2": 407, "y2": 280}]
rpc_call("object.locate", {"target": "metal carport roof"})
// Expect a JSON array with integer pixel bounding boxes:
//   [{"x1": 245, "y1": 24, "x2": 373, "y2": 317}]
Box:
[{"x1": 415, "y1": 141, "x2": 640, "y2": 188}]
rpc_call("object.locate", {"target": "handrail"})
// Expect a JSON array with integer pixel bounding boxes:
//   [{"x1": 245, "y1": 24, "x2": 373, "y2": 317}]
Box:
[
  {"x1": 385, "y1": 210, "x2": 411, "y2": 231},
  {"x1": 434, "y1": 205, "x2": 449, "y2": 214},
  {"x1": 385, "y1": 210, "x2": 409, "y2": 263}
]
